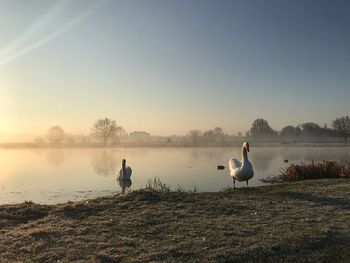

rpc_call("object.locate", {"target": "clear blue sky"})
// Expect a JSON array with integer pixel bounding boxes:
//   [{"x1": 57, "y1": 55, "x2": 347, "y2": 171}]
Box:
[{"x1": 1, "y1": 0, "x2": 349, "y2": 136}]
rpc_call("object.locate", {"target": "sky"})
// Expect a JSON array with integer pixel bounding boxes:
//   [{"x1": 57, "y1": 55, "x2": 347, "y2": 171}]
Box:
[{"x1": 0, "y1": 0, "x2": 349, "y2": 137}]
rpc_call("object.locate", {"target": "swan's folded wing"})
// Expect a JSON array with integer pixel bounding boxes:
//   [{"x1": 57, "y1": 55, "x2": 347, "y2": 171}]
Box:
[
  {"x1": 228, "y1": 158, "x2": 241, "y2": 171},
  {"x1": 127, "y1": 167, "x2": 132, "y2": 176}
]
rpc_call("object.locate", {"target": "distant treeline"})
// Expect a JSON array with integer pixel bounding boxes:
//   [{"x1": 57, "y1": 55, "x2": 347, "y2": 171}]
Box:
[
  {"x1": 247, "y1": 117, "x2": 350, "y2": 143},
  {"x1": 3, "y1": 116, "x2": 349, "y2": 147},
  {"x1": 187, "y1": 116, "x2": 350, "y2": 145}
]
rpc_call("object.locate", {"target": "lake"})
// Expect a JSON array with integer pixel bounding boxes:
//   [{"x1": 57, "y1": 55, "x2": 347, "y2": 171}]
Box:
[{"x1": 0, "y1": 146, "x2": 349, "y2": 204}]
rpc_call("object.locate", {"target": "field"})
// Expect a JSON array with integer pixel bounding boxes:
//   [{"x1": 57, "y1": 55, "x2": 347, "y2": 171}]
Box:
[{"x1": 0, "y1": 178, "x2": 349, "y2": 262}]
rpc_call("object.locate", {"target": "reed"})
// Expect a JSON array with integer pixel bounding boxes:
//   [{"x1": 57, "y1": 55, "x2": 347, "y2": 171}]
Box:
[
  {"x1": 274, "y1": 161, "x2": 350, "y2": 182},
  {"x1": 145, "y1": 177, "x2": 171, "y2": 192},
  {"x1": 145, "y1": 177, "x2": 197, "y2": 193}
]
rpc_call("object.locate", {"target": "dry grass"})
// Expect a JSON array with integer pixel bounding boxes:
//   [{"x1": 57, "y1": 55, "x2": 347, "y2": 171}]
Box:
[
  {"x1": 0, "y1": 179, "x2": 350, "y2": 262},
  {"x1": 145, "y1": 177, "x2": 171, "y2": 192},
  {"x1": 146, "y1": 177, "x2": 197, "y2": 193},
  {"x1": 263, "y1": 161, "x2": 350, "y2": 183}
]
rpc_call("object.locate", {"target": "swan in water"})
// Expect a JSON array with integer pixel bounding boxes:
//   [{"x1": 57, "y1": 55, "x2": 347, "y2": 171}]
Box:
[
  {"x1": 228, "y1": 142, "x2": 254, "y2": 188},
  {"x1": 118, "y1": 159, "x2": 132, "y2": 179}
]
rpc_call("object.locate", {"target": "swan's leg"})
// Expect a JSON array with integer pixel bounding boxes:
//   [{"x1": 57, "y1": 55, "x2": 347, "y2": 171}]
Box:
[
  {"x1": 233, "y1": 178, "x2": 236, "y2": 189},
  {"x1": 246, "y1": 180, "x2": 248, "y2": 188}
]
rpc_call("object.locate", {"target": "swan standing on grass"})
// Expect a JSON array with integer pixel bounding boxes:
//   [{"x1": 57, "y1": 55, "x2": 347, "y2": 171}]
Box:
[
  {"x1": 228, "y1": 142, "x2": 254, "y2": 189},
  {"x1": 118, "y1": 159, "x2": 132, "y2": 179}
]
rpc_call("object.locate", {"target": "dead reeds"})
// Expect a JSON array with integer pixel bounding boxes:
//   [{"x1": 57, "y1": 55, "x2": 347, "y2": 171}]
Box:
[{"x1": 263, "y1": 161, "x2": 350, "y2": 183}]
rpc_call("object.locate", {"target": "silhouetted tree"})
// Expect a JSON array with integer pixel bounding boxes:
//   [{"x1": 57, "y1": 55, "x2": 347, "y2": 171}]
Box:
[
  {"x1": 250, "y1": 119, "x2": 277, "y2": 137},
  {"x1": 34, "y1": 136, "x2": 45, "y2": 145},
  {"x1": 188, "y1": 130, "x2": 201, "y2": 144},
  {"x1": 92, "y1": 118, "x2": 119, "y2": 146},
  {"x1": 213, "y1": 127, "x2": 225, "y2": 142},
  {"x1": 332, "y1": 116, "x2": 350, "y2": 143},
  {"x1": 213, "y1": 127, "x2": 224, "y2": 136},
  {"x1": 280, "y1": 125, "x2": 301, "y2": 138},
  {"x1": 300, "y1": 122, "x2": 323, "y2": 137},
  {"x1": 203, "y1": 129, "x2": 214, "y2": 142},
  {"x1": 203, "y1": 127, "x2": 225, "y2": 143},
  {"x1": 112, "y1": 126, "x2": 126, "y2": 143},
  {"x1": 47, "y1": 126, "x2": 65, "y2": 144},
  {"x1": 117, "y1": 126, "x2": 126, "y2": 137}
]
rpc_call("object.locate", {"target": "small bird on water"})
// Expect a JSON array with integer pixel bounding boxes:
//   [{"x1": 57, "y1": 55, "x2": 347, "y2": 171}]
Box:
[{"x1": 217, "y1": 165, "x2": 225, "y2": 170}]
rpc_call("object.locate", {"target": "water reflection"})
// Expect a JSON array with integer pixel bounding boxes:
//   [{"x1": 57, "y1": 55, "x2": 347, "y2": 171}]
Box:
[
  {"x1": 1, "y1": 146, "x2": 350, "y2": 204},
  {"x1": 250, "y1": 149, "x2": 278, "y2": 172},
  {"x1": 91, "y1": 150, "x2": 120, "y2": 176},
  {"x1": 117, "y1": 179, "x2": 132, "y2": 194},
  {"x1": 280, "y1": 147, "x2": 350, "y2": 163},
  {"x1": 45, "y1": 149, "x2": 65, "y2": 167}
]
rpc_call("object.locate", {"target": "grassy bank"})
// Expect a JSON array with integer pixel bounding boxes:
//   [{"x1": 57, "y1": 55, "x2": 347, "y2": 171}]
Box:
[{"x1": 0, "y1": 179, "x2": 350, "y2": 262}]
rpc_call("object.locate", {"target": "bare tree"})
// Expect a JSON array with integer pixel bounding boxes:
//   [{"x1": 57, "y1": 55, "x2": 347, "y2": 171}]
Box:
[
  {"x1": 280, "y1": 125, "x2": 301, "y2": 138},
  {"x1": 332, "y1": 116, "x2": 350, "y2": 143},
  {"x1": 188, "y1": 130, "x2": 201, "y2": 145},
  {"x1": 250, "y1": 119, "x2": 277, "y2": 138},
  {"x1": 47, "y1": 126, "x2": 65, "y2": 144},
  {"x1": 111, "y1": 126, "x2": 126, "y2": 143},
  {"x1": 34, "y1": 136, "x2": 45, "y2": 145},
  {"x1": 92, "y1": 118, "x2": 119, "y2": 146}
]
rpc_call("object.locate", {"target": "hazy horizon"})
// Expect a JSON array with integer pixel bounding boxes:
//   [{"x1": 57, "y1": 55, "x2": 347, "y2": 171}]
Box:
[{"x1": 1, "y1": 0, "x2": 349, "y2": 136}]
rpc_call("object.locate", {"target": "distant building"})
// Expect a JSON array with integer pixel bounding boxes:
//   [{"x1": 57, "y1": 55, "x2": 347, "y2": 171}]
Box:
[{"x1": 129, "y1": 131, "x2": 150, "y2": 142}]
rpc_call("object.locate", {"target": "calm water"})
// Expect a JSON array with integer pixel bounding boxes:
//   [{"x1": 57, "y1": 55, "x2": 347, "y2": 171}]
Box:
[{"x1": 0, "y1": 146, "x2": 349, "y2": 204}]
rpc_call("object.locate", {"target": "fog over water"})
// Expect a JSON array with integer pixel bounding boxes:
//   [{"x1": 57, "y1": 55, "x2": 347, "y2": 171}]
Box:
[{"x1": 0, "y1": 146, "x2": 349, "y2": 204}]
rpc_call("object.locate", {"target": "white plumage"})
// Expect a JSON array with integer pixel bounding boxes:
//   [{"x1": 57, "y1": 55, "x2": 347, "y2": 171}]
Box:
[
  {"x1": 228, "y1": 142, "x2": 254, "y2": 188},
  {"x1": 118, "y1": 159, "x2": 132, "y2": 179}
]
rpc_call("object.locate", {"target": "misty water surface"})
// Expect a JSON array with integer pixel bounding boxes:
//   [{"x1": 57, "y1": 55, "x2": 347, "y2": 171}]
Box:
[{"x1": 0, "y1": 146, "x2": 349, "y2": 204}]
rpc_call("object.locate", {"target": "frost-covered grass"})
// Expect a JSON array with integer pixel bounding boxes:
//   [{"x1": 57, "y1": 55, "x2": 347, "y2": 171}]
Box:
[{"x1": 0, "y1": 179, "x2": 349, "y2": 262}]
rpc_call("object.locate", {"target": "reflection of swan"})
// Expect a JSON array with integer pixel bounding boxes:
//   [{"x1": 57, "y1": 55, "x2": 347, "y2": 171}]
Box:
[
  {"x1": 117, "y1": 178, "x2": 132, "y2": 194},
  {"x1": 228, "y1": 142, "x2": 254, "y2": 188},
  {"x1": 118, "y1": 159, "x2": 132, "y2": 179}
]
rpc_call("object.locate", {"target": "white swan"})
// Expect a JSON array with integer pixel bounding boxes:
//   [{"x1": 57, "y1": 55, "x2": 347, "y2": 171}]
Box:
[
  {"x1": 117, "y1": 178, "x2": 132, "y2": 194},
  {"x1": 118, "y1": 159, "x2": 132, "y2": 179},
  {"x1": 228, "y1": 142, "x2": 254, "y2": 188}
]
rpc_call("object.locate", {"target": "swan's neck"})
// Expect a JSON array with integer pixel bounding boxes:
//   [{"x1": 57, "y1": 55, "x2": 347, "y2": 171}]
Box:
[
  {"x1": 122, "y1": 163, "x2": 126, "y2": 172},
  {"x1": 242, "y1": 148, "x2": 248, "y2": 163}
]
